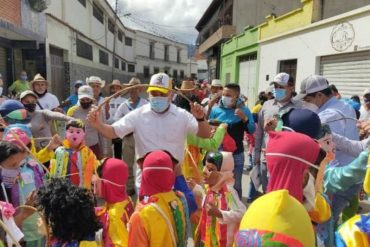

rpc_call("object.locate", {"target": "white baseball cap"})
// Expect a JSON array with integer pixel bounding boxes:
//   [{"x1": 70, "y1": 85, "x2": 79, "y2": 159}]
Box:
[
  {"x1": 86, "y1": 76, "x2": 105, "y2": 88},
  {"x1": 296, "y1": 75, "x2": 329, "y2": 99},
  {"x1": 78, "y1": 85, "x2": 94, "y2": 100},
  {"x1": 211, "y1": 79, "x2": 223, "y2": 87},
  {"x1": 147, "y1": 73, "x2": 172, "y2": 94},
  {"x1": 270, "y1": 72, "x2": 294, "y2": 86}
]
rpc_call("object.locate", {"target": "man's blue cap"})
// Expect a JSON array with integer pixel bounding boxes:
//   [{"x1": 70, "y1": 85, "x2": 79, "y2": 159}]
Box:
[
  {"x1": 0, "y1": 100, "x2": 25, "y2": 116},
  {"x1": 282, "y1": 108, "x2": 321, "y2": 139}
]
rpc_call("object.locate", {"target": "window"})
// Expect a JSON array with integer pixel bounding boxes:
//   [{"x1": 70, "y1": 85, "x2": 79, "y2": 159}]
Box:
[
  {"x1": 118, "y1": 31, "x2": 123, "y2": 42},
  {"x1": 154, "y1": 67, "x2": 160, "y2": 74},
  {"x1": 77, "y1": 0, "x2": 86, "y2": 7},
  {"x1": 164, "y1": 45, "x2": 169, "y2": 61},
  {"x1": 121, "y1": 61, "x2": 126, "y2": 71},
  {"x1": 180, "y1": 70, "x2": 184, "y2": 79},
  {"x1": 149, "y1": 42, "x2": 155, "y2": 59},
  {"x1": 128, "y1": 64, "x2": 135, "y2": 73},
  {"x1": 177, "y1": 49, "x2": 181, "y2": 63},
  {"x1": 99, "y1": 50, "x2": 109, "y2": 65},
  {"x1": 279, "y1": 59, "x2": 297, "y2": 80},
  {"x1": 125, "y1": 37, "x2": 132, "y2": 46},
  {"x1": 173, "y1": 69, "x2": 178, "y2": 79},
  {"x1": 76, "y1": 39, "x2": 93, "y2": 60},
  {"x1": 108, "y1": 19, "x2": 115, "y2": 34},
  {"x1": 144, "y1": 66, "x2": 150, "y2": 78},
  {"x1": 114, "y1": 57, "x2": 119, "y2": 68},
  {"x1": 93, "y1": 2, "x2": 104, "y2": 24}
]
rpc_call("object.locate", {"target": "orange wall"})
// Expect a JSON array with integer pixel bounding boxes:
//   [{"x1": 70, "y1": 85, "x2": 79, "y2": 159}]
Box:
[{"x1": 0, "y1": 0, "x2": 21, "y2": 26}]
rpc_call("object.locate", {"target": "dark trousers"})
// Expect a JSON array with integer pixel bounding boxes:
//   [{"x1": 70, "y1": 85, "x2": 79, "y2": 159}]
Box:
[{"x1": 112, "y1": 138, "x2": 122, "y2": 159}]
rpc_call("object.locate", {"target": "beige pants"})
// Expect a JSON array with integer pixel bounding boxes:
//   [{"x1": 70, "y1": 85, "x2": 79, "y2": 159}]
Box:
[{"x1": 122, "y1": 134, "x2": 135, "y2": 191}]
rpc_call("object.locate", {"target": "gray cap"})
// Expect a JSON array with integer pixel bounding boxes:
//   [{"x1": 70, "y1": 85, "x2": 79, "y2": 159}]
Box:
[{"x1": 296, "y1": 75, "x2": 329, "y2": 99}]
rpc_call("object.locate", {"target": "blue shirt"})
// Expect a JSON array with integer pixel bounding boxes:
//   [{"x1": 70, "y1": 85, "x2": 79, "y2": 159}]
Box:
[
  {"x1": 209, "y1": 105, "x2": 255, "y2": 153},
  {"x1": 318, "y1": 96, "x2": 359, "y2": 167},
  {"x1": 64, "y1": 94, "x2": 78, "y2": 112}
]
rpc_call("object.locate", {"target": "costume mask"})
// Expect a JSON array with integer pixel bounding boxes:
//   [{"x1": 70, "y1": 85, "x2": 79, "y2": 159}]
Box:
[{"x1": 65, "y1": 126, "x2": 85, "y2": 147}]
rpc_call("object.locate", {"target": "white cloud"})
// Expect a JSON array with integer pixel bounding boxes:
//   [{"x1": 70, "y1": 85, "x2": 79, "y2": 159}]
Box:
[{"x1": 110, "y1": 0, "x2": 212, "y2": 44}]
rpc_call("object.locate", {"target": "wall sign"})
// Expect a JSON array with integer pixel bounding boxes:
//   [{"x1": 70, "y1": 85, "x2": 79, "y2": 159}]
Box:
[{"x1": 330, "y1": 22, "x2": 355, "y2": 52}]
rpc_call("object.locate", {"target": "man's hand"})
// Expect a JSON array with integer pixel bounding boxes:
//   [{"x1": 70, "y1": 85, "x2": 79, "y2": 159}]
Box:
[
  {"x1": 358, "y1": 120, "x2": 370, "y2": 137},
  {"x1": 46, "y1": 134, "x2": 62, "y2": 151},
  {"x1": 87, "y1": 107, "x2": 102, "y2": 129},
  {"x1": 264, "y1": 118, "x2": 277, "y2": 132},
  {"x1": 191, "y1": 102, "x2": 205, "y2": 120},
  {"x1": 206, "y1": 202, "x2": 223, "y2": 218},
  {"x1": 235, "y1": 108, "x2": 247, "y2": 122}
]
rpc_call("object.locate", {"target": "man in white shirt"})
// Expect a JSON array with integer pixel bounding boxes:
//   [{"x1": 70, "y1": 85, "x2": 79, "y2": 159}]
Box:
[
  {"x1": 87, "y1": 73, "x2": 209, "y2": 213},
  {"x1": 31, "y1": 73, "x2": 60, "y2": 110}
]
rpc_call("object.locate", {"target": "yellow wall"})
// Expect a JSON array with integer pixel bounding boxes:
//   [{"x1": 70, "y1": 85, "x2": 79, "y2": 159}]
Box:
[{"x1": 259, "y1": 0, "x2": 313, "y2": 40}]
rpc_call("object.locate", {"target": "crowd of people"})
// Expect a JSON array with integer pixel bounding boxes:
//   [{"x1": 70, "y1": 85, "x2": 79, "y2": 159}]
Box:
[{"x1": 0, "y1": 70, "x2": 370, "y2": 247}]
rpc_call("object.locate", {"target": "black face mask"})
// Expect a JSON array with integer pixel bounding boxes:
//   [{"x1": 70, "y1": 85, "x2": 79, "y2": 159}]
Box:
[
  {"x1": 80, "y1": 101, "x2": 92, "y2": 109},
  {"x1": 34, "y1": 90, "x2": 47, "y2": 98},
  {"x1": 23, "y1": 103, "x2": 37, "y2": 113}
]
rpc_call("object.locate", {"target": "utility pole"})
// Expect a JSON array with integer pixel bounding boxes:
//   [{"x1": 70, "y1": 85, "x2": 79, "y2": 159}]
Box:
[{"x1": 111, "y1": 0, "x2": 118, "y2": 82}]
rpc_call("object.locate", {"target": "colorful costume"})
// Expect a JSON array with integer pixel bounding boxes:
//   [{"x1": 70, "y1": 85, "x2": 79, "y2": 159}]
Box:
[
  {"x1": 128, "y1": 151, "x2": 189, "y2": 247},
  {"x1": 235, "y1": 190, "x2": 315, "y2": 247},
  {"x1": 196, "y1": 152, "x2": 245, "y2": 247},
  {"x1": 182, "y1": 125, "x2": 227, "y2": 182},
  {"x1": 49, "y1": 140, "x2": 97, "y2": 189},
  {"x1": 335, "y1": 213, "x2": 370, "y2": 247},
  {"x1": 95, "y1": 158, "x2": 134, "y2": 247}
]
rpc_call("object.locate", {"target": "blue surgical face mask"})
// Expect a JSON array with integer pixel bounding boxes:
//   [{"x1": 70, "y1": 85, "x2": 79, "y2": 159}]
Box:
[
  {"x1": 273, "y1": 88, "x2": 287, "y2": 102},
  {"x1": 150, "y1": 96, "x2": 169, "y2": 113},
  {"x1": 221, "y1": 96, "x2": 233, "y2": 108},
  {"x1": 20, "y1": 75, "x2": 28, "y2": 81}
]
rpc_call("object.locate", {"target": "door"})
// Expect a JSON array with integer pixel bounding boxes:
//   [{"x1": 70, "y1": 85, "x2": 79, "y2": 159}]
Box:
[
  {"x1": 49, "y1": 46, "x2": 66, "y2": 100},
  {"x1": 238, "y1": 53, "x2": 257, "y2": 108},
  {"x1": 320, "y1": 50, "x2": 370, "y2": 98}
]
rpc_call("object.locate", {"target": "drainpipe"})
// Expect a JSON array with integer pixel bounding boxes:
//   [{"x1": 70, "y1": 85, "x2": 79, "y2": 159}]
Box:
[{"x1": 111, "y1": 0, "x2": 118, "y2": 81}]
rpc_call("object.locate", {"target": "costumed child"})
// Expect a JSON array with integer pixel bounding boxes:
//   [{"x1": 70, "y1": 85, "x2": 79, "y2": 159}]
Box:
[
  {"x1": 94, "y1": 158, "x2": 134, "y2": 247},
  {"x1": 128, "y1": 150, "x2": 190, "y2": 247},
  {"x1": 0, "y1": 140, "x2": 28, "y2": 247},
  {"x1": 49, "y1": 120, "x2": 98, "y2": 189},
  {"x1": 3, "y1": 125, "x2": 46, "y2": 247},
  {"x1": 195, "y1": 151, "x2": 246, "y2": 247},
  {"x1": 36, "y1": 178, "x2": 101, "y2": 247},
  {"x1": 235, "y1": 190, "x2": 315, "y2": 247}
]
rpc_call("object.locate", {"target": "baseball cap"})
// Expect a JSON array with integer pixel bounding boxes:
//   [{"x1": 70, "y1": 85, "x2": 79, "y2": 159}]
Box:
[
  {"x1": 147, "y1": 73, "x2": 172, "y2": 94},
  {"x1": 0, "y1": 100, "x2": 25, "y2": 116},
  {"x1": 270, "y1": 72, "x2": 294, "y2": 86},
  {"x1": 78, "y1": 85, "x2": 94, "y2": 101},
  {"x1": 236, "y1": 190, "x2": 315, "y2": 247},
  {"x1": 74, "y1": 80, "x2": 84, "y2": 87},
  {"x1": 296, "y1": 75, "x2": 329, "y2": 100},
  {"x1": 20, "y1": 90, "x2": 38, "y2": 100},
  {"x1": 211, "y1": 79, "x2": 223, "y2": 87},
  {"x1": 282, "y1": 108, "x2": 321, "y2": 139}
]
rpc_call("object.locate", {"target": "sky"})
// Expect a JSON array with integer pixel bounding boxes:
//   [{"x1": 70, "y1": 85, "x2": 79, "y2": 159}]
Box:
[{"x1": 108, "y1": 0, "x2": 212, "y2": 44}]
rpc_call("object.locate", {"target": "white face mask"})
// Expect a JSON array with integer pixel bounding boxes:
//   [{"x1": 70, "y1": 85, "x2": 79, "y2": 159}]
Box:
[
  {"x1": 302, "y1": 101, "x2": 319, "y2": 113},
  {"x1": 303, "y1": 173, "x2": 315, "y2": 211},
  {"x1": 0, "y1": 87, "x2": 3, "y2": 96}
]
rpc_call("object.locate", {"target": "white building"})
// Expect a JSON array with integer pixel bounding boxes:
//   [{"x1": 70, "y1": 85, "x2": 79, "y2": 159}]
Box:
[
  {"x1": 134, "y1": 30, "x2": 197, "y2": 84},
  {"x1": 45, "y1": 0, "x2": 136, "y2": 100},
  {"x1": 258, "y1": 5, "x2": 370, "y2": 98}
]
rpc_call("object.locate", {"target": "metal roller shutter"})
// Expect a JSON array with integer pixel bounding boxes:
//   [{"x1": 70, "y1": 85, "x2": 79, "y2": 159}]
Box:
[{"x1": 320, "y1": 50, "x2": 370, "y2": 98}]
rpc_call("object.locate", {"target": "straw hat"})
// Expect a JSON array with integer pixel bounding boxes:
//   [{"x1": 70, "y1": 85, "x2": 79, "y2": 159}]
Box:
[
  {"x1": 86, "y1": 76, "x2": 105, "y2": 88},
  {"x1": 31, "y1": 73, "x2": 48, "y2": 87},
  {"x1": 108, "y1": 79, "x2": 124, "y2": 90},
  {"x1": 124, "y1": 77, "x2": 141, "y2": 87},
  {"x1": 175, "y1": 80, "x2": 195, "y2": 92}
]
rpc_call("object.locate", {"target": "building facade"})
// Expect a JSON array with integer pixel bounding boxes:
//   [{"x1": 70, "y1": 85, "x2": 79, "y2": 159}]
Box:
[
  {"x1": 45, "y1": 0, "x2": 136, "y2": 99},
  {"x1": 258, "y1": 5, "x2": 370, "y2": 98},
  {"x1": 0, "y1": 0, "x2": 46, "y2": 88},
  {"x1": 134, "y1": 30, "x2": 196, "y2": 84}
]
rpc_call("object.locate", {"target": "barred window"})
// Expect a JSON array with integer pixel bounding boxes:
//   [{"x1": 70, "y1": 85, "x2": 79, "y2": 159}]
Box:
[
  {"x1": 99, "y1": 50, "x2": 109, "y2": 65},
  {"x1": 93, "y1": 2, "x2": 104, "y2": 24},
  {"x1": 76, "y1": 39, "x2": 93, "y2": 60}
]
